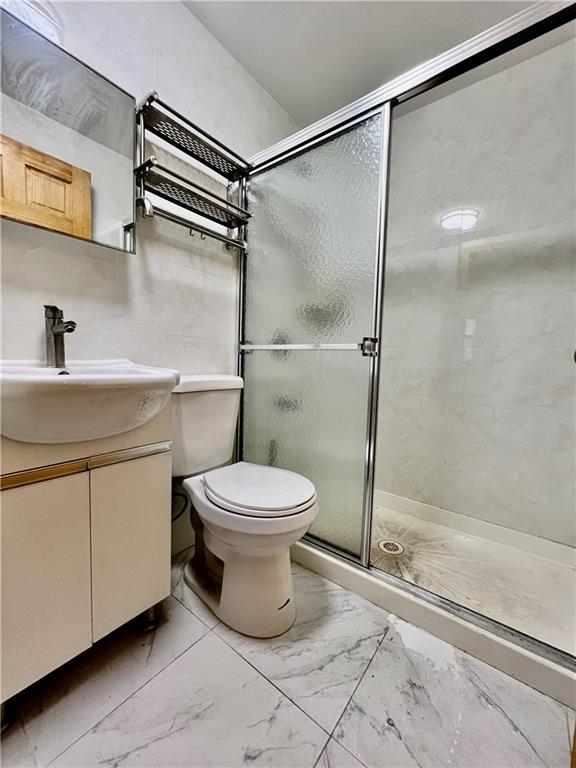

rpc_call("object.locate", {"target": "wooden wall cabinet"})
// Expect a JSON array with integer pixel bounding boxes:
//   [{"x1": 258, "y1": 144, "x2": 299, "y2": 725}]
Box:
[
  {"x1": 0, "y1": 437, "x2": 172, "y2": 702},
  {"x1": 0, "y1": 133, "x2": 92, "y2": 239}
]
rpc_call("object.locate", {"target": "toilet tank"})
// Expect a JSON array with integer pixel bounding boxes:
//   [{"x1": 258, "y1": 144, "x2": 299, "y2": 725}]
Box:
[{"x1": 171, "y1": 375, "x2": 243, "y2": 477}]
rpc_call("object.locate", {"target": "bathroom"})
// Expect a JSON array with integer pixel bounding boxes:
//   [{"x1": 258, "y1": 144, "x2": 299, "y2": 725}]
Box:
[{"x1": 0, "y1": 0, "x2": 574, "y2": 765}]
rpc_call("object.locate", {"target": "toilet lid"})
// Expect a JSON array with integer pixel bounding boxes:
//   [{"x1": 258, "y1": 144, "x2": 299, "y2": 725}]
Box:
[{"x1": 203, "y1": 462, "x2": 316, "y2": 517}]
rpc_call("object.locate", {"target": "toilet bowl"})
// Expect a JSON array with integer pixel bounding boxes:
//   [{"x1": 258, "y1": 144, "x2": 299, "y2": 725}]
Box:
[
  {"x1": 172, "y1": 375, "x2": 318, "y2": 638},
  {"x1": 183, "y1": 462, "x2": 317, "y2": 636}
]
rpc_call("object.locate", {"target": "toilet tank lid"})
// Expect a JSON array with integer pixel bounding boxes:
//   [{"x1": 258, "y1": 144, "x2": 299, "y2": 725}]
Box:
[{"x1": 172, "y1": 374, "x2": 244, "y2": 393}]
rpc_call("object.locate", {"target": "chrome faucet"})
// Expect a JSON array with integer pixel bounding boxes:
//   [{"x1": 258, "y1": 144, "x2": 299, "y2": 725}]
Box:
[{"x1": 44, "y1": 305, "x2": 77, "y2": 368}]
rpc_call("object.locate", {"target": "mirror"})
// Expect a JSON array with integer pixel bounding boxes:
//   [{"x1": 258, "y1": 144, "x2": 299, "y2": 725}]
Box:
[{"x1": 0, "y1": 8, "x2": 135, "y2": 251}]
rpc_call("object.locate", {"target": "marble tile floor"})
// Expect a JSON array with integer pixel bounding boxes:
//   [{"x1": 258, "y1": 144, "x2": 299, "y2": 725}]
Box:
[
  {"x1": 1, "y1": 553, "x2": 572, "y2": 768},
  {"x1": 371, "y1": 505, "x2": 576, "y2": 655}
]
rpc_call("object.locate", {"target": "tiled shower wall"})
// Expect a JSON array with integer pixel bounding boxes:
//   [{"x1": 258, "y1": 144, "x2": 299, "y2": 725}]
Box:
[
  {"x1": 375, "y1": 36, "x2": 575, "y2": 547},
  {"x1": 0, "y1": 0, "x2": 299, "y2": 373}
]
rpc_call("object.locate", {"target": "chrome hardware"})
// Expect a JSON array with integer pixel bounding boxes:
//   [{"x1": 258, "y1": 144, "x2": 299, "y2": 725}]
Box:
[
  {"x1": 239, "y1": 343, "x2": 360, "y2": 351},
  {"x1": 361, "y1": 337, "x2": 379, "y2": 357},
  {"x1": 136, "y1": 196, "x2": 154, "y2": 218},
  {"x1": 239, "y1": 341, "x2": 380, "y2": 355},
  {"x1": 44, "y1": 305, "x2": 77, "y2": 368},
  {"x1": 137, "y1": 198, "x2": 247, "y2": 251}
]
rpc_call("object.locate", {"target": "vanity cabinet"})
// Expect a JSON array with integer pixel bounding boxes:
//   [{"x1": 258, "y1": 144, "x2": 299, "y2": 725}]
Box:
[
  {"x1": 0, "y1": 409, "x2": 173, "y2": 702},
  {"x1": 91, "y1": 452, "x2": 171, "y2": 641},
  {"x1": 1, "y1": 473, "x2": 92, "y2": 701}
]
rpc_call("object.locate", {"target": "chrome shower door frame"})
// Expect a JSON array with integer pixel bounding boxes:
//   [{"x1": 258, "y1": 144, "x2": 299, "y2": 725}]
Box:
[
  {"x1": 240, "y1": 0, "x2": 576, "y2": 570},
  {"x1": 238, "y1": 103, "x2": 391, "y2": 564}
]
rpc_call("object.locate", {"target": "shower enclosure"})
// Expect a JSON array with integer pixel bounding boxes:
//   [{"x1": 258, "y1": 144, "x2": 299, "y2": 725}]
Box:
[{"x1": 238, "y1": 3, "x2": 575, "y2": 670}]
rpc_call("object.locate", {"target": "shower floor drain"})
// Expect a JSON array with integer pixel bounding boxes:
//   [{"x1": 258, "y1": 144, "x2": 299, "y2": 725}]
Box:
[{"x1": 377, "y1": 539, "x2": 405, "y2": 556}]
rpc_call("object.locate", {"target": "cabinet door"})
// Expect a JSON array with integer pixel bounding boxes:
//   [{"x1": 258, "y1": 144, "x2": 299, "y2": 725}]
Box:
[
  {"x1": 0, "y1": 133, "x2": 92, "y2": 238},
  {"x1": 1, "y1": 473, "x2": 92, "y2": 700},
  {"x1": 90, "y1": 452, "x2": 172, "y2": 641}
]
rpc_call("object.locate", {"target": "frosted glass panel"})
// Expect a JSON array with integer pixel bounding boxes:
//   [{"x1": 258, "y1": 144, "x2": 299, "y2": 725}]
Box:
[
  {"x1": 242, "y1": 351, "x2": 371, "y2": 557},
  {"x1": 245, "y1": 116, "x2": 382, "y2": 344},
  {"x1": 242, "y1": 115, "x2": 384, "y2": 556}
]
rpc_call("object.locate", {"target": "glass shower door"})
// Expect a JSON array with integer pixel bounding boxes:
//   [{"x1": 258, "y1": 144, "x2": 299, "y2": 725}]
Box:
[{"x1": 241, "y1": 113, "x2": 386, "y2": 558}]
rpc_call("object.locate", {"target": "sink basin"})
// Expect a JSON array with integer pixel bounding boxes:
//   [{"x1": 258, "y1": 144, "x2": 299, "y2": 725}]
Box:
[{"x1": 1, "y1": 359, "x2": 180, "y2": 444}]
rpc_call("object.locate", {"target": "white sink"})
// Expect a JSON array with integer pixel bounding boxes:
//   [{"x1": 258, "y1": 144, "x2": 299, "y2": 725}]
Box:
[{"x1": 0, "y1": 359, "x2": 180, "y2": 444}]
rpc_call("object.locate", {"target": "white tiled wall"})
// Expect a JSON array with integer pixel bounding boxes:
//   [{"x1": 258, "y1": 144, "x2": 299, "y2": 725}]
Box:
[{"x1": 0, "y1": 0, "x2": 299, "y2": 374}]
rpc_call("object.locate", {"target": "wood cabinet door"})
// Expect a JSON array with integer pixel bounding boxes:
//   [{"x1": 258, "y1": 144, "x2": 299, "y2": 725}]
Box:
[
  {"x1": 0, "y1": 133, "x2": 91, "y2": 238},
  {"x1": 1, "y1": 473, "x2": 92, "y2": 701},
  {"x1": 90, "y1": 452, "x2": 172, "y2": 641}
]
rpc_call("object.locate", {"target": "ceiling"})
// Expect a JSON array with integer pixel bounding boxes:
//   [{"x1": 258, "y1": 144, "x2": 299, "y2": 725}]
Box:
[{"x1": 185, "y1": 1, "x2": 533, "y2": 127}]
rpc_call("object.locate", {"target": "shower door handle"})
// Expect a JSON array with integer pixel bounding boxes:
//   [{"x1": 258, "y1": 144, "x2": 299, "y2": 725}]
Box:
[{"x1": 361, "y1": 337, "x2": 379, "y2": 357}]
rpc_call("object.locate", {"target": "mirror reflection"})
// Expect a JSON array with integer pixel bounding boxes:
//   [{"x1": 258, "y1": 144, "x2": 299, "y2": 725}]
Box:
[{"x1": 0, "y1": 9, "x2": 135, "y2": 250}]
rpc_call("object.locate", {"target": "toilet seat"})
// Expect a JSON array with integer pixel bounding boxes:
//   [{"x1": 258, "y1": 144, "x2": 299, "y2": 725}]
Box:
[
  {"x1": 186, "y1": 474, "x2": 317, "y2": 536},
  {"x1": 203, "y1": 461, "x2": 316, "y2": 518}
]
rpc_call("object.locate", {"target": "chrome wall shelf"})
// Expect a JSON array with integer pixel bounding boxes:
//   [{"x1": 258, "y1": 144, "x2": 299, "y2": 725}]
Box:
[
  {"x1": 136, "y1": 158, "x2": 250, "y2": 230},
  {"x1": 138, "y1": 91, "x2": 251, "y2": 182},
  {"x1": 135, "y1": 91, "x2": 251, "y2": 250}
]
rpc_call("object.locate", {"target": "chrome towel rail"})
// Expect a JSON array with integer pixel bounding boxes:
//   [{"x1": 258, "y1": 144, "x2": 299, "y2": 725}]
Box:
[{"x1": 137, "y1": 198, "x2": 247, "y2": 251}]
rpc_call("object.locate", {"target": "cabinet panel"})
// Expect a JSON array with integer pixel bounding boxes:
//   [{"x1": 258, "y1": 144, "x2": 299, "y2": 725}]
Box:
[
  {"x1": 0, "y1": 133, "x2": 92, "y2": 238},
  {"x1": 1, "y1": 473, "x2": 92, "y2": 700},
  {"x1": 90, "y1": 452, "x2": 172, "y2": 641}
]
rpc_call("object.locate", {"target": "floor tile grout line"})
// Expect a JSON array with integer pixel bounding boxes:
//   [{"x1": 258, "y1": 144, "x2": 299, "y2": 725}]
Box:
[
  {"x1": 173, "y1": 559, "x2": 386, "y2": 765},
  {"x1": 311, "y1": 732, "x2": 335, "y2": 768},
  {"x1": 332, "y1": 625, "x2": 389, "y2": 733},
  {"x1": 320, "y1": 736, "x2": 370, "y2": 768},
  {"x1": 326, "y1": 626, "x2": 390, "y2": 766},
  {"x1": 169, "y1": 589, "x2": 217, "y2": 632},
  {"x1": 311, "y1": 734, "x2": 368, "y2": 768},
  {"x1": 45, "y1": 630, "x2": 211, "y2": 766},
  {"x1": 196, "y1": 565, "x2": 392, "y2": 741},
  {"x1": 175, "y1": 560, "x2": 376, "y2": 762},
  {"x1": 209, "y1": 627, "x2": 332, "y2": 767},
  {"x1": 214, "y1": 629, "x2": 333, "y2": 738}
]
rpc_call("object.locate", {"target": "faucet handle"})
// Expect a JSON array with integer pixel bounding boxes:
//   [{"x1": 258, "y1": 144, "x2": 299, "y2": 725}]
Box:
[{"x1": 44, "y1": 304, "x2": 63, "y2": 319}]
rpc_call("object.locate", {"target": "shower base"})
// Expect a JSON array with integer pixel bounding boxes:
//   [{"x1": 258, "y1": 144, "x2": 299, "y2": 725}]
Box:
[{"x1": 370, "y1": 493, "x2": 575, "y2": 656}]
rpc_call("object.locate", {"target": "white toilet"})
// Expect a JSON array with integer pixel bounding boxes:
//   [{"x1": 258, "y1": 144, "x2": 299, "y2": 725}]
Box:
[{"x1": 171, "y1": 374, "x2": 318, "y2": 638}]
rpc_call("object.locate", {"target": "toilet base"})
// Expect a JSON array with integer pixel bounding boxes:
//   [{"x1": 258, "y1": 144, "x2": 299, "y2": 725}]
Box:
[{"x1": 183, "y1": 536, "x2": 296, "y2": 638}]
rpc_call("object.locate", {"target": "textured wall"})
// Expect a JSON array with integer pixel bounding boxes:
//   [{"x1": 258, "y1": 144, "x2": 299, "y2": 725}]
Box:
[
  {"x1": 375, "y1": 36, "x2": 575, "y2": 547},
  {"x1": 0, "y1": 0, "x2": 299, "y2": 373}
]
